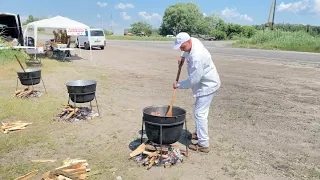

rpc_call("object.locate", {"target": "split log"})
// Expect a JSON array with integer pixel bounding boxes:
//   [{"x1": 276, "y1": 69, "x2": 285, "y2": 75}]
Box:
[
  {"x1": 31, "y1": 159, "x2": 56, "y2": 163},
  {"x1": 129, "y1": 143, "x2": 146, "y2": 158},
  {"x1": 65, "y1": 108, "x2": 79, "y2": 119},
  {"x1": 15, "y1": 169, "x2": 38, "y2": 180},
  {"x1": 147, "y1": 156, "x2": 156, "y2": 170}
]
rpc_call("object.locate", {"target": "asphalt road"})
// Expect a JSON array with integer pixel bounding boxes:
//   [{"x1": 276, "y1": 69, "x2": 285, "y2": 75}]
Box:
[
  {"x1": 34, "y1": 32, "x2": 320, "y2": 66},
  {"x1": 107, "y1": 40, "x2": 320, "y2": 66}
]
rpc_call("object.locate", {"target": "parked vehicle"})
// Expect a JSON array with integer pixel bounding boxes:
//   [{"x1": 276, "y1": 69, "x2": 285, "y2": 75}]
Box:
[
  {"x1": 0, "y1": 12, "x2": 24, "y2": 46},
  {"x1": 191, "y1": 34, "x2": 215, "y2": 41},
  {"x1": 75, "y1": 29, "x2": 106, "y2": 50}
]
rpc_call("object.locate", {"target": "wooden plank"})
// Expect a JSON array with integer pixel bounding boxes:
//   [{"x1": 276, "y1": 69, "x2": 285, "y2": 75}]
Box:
[{"x1": 14, "y1": 169, "x2": 38, "y2": 180}]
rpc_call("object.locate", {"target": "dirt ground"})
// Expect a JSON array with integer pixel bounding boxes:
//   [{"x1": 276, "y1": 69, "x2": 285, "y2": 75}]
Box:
[{"x1": 0, "y1": 43, "x2": 319, "y2": 180}]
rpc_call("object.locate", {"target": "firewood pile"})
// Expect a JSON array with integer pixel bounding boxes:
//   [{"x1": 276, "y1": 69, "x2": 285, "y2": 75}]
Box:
[
  {"x1": 42, "y1": 158, "x2": 90, "y2": 180},
  {"x1": 129, "y1": 142, "x2": 188, "y2": 170},
  {"x1": 13, "y1": 88, "x2": 43, "y2": 98},
  {"x1": 57, "y1": 104, "x2": 99, "y2": 122},
  {"x1": 15, "y1": 158, "x2": 90, "y2": 180},
  {"x1": 1, "y1": 121, "x2": 32, "y2": 134}
]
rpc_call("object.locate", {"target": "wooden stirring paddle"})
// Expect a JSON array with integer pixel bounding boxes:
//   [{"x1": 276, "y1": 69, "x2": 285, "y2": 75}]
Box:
[
  {"x1": 14, "y1": 54, "x2": 26, "y2": 72},
  {"x1": 166, "y1": 60, "x2": 184, "y2": 117}
]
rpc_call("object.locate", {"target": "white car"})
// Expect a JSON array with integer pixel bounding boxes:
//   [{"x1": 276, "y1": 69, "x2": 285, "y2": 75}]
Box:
[{"x1": 75, "y1": 29, "x2": 106, "y2": 50}]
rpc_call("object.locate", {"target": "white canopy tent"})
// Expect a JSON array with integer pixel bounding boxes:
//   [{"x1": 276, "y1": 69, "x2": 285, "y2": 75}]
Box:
[{"x1": 23, "y1": 15, "x2": 92, "y2": 60}]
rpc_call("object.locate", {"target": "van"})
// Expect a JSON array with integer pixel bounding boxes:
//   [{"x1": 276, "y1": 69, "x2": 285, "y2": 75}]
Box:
[
  {"x1": 75, "y1": 28, "x2": 106, "y2": 50},
  {"x1": 0, "y1": 12, "x2": 24, "y2": 46}
]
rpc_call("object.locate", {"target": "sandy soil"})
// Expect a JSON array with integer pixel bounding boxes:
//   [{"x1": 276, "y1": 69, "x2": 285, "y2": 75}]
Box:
[{"x1": 1, "y1": 43, "x2": 320, "y2": 180}]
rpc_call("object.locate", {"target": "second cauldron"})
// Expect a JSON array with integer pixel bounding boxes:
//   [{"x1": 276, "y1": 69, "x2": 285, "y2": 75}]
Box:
[{"x1": 65, "y1": 80, "x2": 97, "y2": 103}]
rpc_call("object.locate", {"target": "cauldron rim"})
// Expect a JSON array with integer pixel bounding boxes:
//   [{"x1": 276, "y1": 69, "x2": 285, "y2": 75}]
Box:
[
  {"x1": 17, "y1": 68, "x2": 41, "y2": 73},
  {"x1": 142, "y1": 105, "x2": 187, "y2": 117},
  {"x1": 65, "y1": 80, "x2": 97, "y2": 87}
]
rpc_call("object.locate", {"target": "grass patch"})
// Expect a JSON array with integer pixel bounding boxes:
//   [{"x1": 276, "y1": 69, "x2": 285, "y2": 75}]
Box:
[
  {"x1": 0, "y1": 161, "x2": 58, "y2": 180},
  {"x1": 0, "y1": 58, "x2": 73, "y2": 80},
  {"x1": 232, "y1": 29, "x2": 320, "y2": 53},
  {"x1": 0, "y1": 58, "x2": 75, "y2": 179},
  {"x1": 106, "y1": 35, "x2": 174, "y2": 41},
  {"x1": 0, "y1": 48, "x2": 28, "y2": 66}
]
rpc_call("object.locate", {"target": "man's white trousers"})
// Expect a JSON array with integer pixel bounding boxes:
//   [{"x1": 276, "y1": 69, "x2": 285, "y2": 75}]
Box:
[{"x1": 194, "y1": 92, "x2": 215, "y2": 147}]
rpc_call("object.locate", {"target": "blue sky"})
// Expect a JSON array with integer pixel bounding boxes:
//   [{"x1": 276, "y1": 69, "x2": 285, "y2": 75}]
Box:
[{"x1": 1, "y1": 0, "x2": 320, "y2": 35}]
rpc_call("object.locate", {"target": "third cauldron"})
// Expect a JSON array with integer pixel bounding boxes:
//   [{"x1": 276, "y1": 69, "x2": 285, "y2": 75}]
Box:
[{"x1": 142, "y1": 105, "x2": 187, "y2": 145}]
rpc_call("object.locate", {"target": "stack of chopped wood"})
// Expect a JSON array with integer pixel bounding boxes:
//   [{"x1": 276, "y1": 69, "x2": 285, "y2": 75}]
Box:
[
  {"x1": 1, "y1": 121, "x2": 32, "y2": 134},
  {"x1": 13, "y1": 88, "x2": 42, "y2": 98},
  {"x1": 57, "y1": 104, "x2": 99, "y2": 122},
  {"x1": 42, "y1": 158, "x2": 90, "y2": 180},
  {"x1": 129, "y1": 143, "x2": 188, "y2": 170}
]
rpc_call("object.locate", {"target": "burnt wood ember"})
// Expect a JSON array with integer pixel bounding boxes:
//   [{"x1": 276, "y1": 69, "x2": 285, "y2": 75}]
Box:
[{"x1": 57, "y1": 104, "x2": 99, "y2": 122}]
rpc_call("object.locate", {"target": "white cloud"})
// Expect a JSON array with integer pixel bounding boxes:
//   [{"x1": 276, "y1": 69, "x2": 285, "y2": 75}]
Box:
[
  {"x1": 277, "y1": 0, "x2": 320, "y2": 14},
  {"x1": 314, "y1": 0, "x2": 320, "y2": 13},
  {"x1": 277, "y1": 0, "x2": 309, "y2": 13},
  {"x1": 115, "y1": 3, "x2": 134, "y2": 9},
  {"x1": 203, "y1": 13, "x2": 207, "y2": 16},
  {"x1": 138, "y1": 11, "x2": 162, "y2": 23},
  {"x1": 97, "y1": 1, "x2": 107, "y2": 7},
  {"x1": 97, "y1": 14, "x2": 101, "y2": 18},
  {"x1": 221, "y1": 7, "x2": 253, "y2": 22},
  {"x1": 120, "y1": 12, "x2": 131, "y2": 20}
]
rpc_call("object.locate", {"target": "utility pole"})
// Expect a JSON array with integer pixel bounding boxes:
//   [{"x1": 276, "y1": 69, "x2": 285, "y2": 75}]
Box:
[
  {"x1": 266, "y1": 0, "x2": 277, "y2": 30},
  {"x1": 110, "y1": 9, "x2": 113, "y2": 34}
]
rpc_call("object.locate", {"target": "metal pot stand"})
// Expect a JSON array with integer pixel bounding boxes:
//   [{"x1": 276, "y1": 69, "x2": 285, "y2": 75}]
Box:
[
  {"x1": 65, "y1": 80, "x2": 100, "y2": 116},
  {"x1": 140, "y1": 106, "x2": 189, "y2": 165}
]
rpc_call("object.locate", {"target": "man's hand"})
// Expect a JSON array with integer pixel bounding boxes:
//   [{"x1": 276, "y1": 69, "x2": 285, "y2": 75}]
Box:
[{"x1": 173, "y1": 81, "x2": 179, "y2": 89}]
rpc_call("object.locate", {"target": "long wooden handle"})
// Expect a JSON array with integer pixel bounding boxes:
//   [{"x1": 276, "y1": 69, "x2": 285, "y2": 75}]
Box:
[
  {"x1": 176, "y1": 60, "x2": 184, "y2": 82},
  {"x1": 14, "y1": 55, "x2": 25, "y2": 72}
]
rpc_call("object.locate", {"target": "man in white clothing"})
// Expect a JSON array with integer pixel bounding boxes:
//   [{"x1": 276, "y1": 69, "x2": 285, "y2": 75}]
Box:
[{"x1": 172, "y1": 32, "x2": 221, "y2": 153}]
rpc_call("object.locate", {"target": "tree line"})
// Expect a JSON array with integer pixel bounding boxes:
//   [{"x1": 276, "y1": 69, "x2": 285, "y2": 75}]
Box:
[
  {"x1": 24, "y1": 2, "x2": 320, "y2": 40},
  {"x1": 128, "y1": 2, "x2": 320, "y2": 40}
]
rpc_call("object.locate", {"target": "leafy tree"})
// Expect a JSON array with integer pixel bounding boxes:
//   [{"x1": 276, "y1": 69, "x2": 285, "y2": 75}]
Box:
[
  {"x1": 204, "y1": 13, "x2": 220, "y2": 29},
  {"x1": 130, "y1": 21, "x2": 152, "y2": 36},
  {"x1": 23, "y1": 15, "x2": 46, "y2": 25},
  {"x1": 104, "y1": 30, "x2": 113, "y2": 36},
  {"x1": 160, "y1": 2, "x2": 204, "y2": 35}
]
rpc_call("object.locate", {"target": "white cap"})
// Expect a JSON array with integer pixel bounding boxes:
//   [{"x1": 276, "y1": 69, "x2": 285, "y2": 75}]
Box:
[{"x1": 173, "y1": 32, "x2": 191, "y2": 50}]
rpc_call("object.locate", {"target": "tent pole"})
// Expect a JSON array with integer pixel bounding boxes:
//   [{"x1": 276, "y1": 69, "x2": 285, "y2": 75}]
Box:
[
  {"x1": 23, "y1": 25, "x2": 28, "y2": 46},
  {"x1": 34, "y1": 25, "x2": 38, "y2": 59}
]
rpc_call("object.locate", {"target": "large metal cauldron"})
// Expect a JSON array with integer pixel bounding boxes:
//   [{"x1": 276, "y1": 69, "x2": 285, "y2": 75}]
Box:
[
  {"x1": 143, "y1": 105, "x2": 186, "y2": 145},
  {"x1": 65, "y1": 80, "x2": 97, "y2": 103},
  {"x1": 17, "y1": 68, "x2": 41, "y2": 86}
]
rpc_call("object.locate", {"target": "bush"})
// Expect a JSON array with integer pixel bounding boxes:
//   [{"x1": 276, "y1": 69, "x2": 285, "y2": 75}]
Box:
[
  {"x1": 233, "y1": 29, "x2": 320, "y2": 53},
  {"x1": 210, "y1": 29, "x2": 226, "y2": 40},
  {"x1": 241, "y1": 25, "x2": 256, "y2": 38}
]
